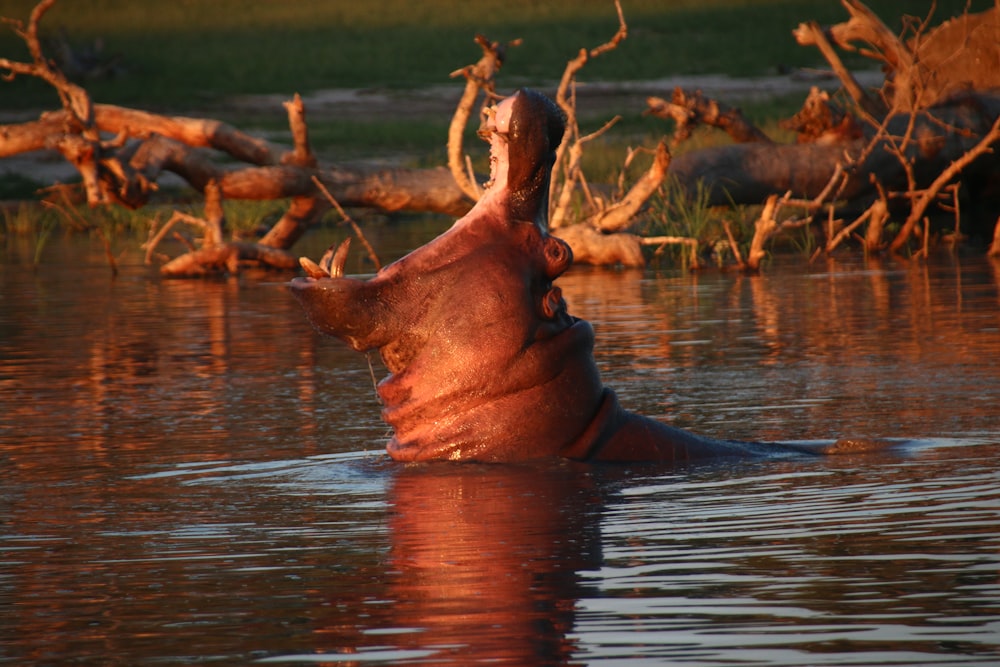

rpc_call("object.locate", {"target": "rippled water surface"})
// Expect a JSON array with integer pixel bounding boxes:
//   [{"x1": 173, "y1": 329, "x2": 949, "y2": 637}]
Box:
[{"x1": 2, "y1": 233, "x2": 999, "y2": 665}]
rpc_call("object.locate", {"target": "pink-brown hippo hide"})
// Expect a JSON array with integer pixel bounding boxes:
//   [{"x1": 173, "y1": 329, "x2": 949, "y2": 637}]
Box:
[{"x1": 290, "y1": 90, "x2": 824, "y2": 463}]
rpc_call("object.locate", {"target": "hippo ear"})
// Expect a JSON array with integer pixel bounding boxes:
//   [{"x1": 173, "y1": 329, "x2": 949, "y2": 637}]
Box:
[{"x1": 506, "y1": 89, "x2": 566, "y2": 226}]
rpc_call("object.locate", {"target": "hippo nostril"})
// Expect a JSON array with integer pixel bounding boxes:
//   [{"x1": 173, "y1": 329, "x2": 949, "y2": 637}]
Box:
[{"x1": 542, "y1": 236, "x2": 572, "y2": 279}]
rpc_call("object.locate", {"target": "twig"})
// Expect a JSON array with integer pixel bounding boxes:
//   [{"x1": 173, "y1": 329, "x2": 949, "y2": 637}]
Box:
[
  {"x1": 591, "y1": 139, "x2": 671, "y2": 233},
  {"x1": 825, "y1": 198, "x2": 875, "y2": 253},
  {"x1": 311, "y1": 175, "x2": 382, "y2": 271},
  {"x1": 142, "y1": 211, "x2": 210, "y2": 264},
  {"x1": 721, "y1": 220, "x2": 745, "y2": 269},
  {"x1": 173, "y1": 231, "x2": 196, "y2": 253},
  {"x1": 557, "y1": 115, "x2": 621, "y2": 225},
  {"x1": 550, "y1": 0, "x2": 628, "y2": 228}
]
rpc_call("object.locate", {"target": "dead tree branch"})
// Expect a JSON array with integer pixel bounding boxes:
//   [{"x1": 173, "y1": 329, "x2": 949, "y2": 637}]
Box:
[
  {"x1": 889, "y1": 113, "x2": 1000, "y2": 254},
  {"x1": 647, "y1": 89, "x2": 773, "y2": 146},
  {"x1": 541, "y1": 0, "x2": 684, "y2": 266},
  {"x1": 591, "y1": 140, "x2": 671, "y2": 233},
  {"x1": 447, "y1": 35, "x2": 519, "y2": 201},
  {"x1": 747, "y1": 191, "x2": 793, "y2": 271},
  {"x1": 551, "y1": 0, "x2": 628, "y2": 226}
]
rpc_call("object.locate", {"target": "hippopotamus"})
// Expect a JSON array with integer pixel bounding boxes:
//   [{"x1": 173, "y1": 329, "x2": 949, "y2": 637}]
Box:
[{"x1": 289, "y1": 88, "x2": 877, "y2": 463}]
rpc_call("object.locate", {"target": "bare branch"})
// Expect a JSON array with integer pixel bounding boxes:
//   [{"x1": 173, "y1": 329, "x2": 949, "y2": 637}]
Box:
[
  {"x1": 282, "y1": 93, "x2": 317, "y2": 168},
  {"x1": 793, "y1": 19, "x2": 883, "y2": 116},
  {"x1": 311, "y1": 175, "x2": 382, "y2": 271},
  {"x1": 889, "y1": 113, "x2": 1000, "y2": 253},
  {"x1": 447, "y1": 35, "x2": 518, "y2": 200},
  {"x1": 746, "y1": 191, "x2": 796, "y2": 271},
  {"x1": 591, "y1": 140, "x2": 671, "y2": 233},
  {"x1": 647, "y1": 89, "x2": 773, "y2": 146},
  {"x1": 550, "y1": 0, "x2": 634, "y2": 238}
]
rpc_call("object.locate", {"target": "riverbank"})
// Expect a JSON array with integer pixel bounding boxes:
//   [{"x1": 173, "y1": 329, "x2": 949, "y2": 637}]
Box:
[{"x1": 1, "y1": 68, "x2": 884, "y2": 192}]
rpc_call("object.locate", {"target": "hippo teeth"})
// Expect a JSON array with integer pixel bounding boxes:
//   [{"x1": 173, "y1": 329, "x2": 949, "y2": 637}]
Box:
[
  {"x1": 299, "y1": 256, "x2": 329, "y2": 279},
  {"x1": 327, "y1": 237, "x2": 351, "y2": 278},
  {"x1": 299, "y1": 237, "x2": 352, "y2": 279},
  {"x1": 483, "y1": 154, "x2": 497, "y2": 190}
]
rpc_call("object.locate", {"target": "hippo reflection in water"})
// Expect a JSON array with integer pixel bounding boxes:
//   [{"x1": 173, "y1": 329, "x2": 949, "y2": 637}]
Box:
[{"x1": 290, "y1": 89, "x2": 878, "y2": 463}]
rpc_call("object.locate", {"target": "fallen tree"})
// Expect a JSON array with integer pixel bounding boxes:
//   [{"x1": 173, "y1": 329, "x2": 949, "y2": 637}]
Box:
[
  {"x1": 647, "y1": 0, "x2": 1000, "y2": 265},
  {"x1": 0, "y1": 0, "x2": 472, "y2": 276},
  {"x1": 428, "y1": 0, "x2": 1000, "y2": 266},
  {"x1": 2, "y1": 0, "x2": 999, "y2": 274}
]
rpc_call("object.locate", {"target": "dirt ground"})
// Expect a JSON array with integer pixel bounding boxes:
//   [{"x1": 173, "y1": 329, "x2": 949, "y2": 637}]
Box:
[{"x1": 223, "y1": 69, "x2": 884, "y2": 121}]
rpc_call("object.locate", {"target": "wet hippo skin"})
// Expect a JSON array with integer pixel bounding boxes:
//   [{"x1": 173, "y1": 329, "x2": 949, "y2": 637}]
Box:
[{"x1": 289, "y1": 89, "x2": 864, "y2": 463}]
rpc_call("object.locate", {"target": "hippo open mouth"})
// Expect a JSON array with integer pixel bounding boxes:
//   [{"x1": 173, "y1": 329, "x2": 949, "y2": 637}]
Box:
[
  {"x1": 290, "y1": 89, "x2": 609, "y2": 461},
  {"x1": 290, "y1": 89, "x2": 880, "y2": 463},
  {"x1": 290, "y1": 89, "x2": 575, "y2": 362}
]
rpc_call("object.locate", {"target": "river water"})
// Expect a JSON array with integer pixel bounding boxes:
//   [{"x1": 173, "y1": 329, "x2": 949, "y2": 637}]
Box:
[{"x1": 2, "y1": 229, "x2": 999, "y2": 665}]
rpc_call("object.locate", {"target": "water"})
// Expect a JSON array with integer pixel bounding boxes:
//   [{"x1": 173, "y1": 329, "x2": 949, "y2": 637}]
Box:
[{"x1": 2, "y1": 232, "x2": 999, "y2": 665}]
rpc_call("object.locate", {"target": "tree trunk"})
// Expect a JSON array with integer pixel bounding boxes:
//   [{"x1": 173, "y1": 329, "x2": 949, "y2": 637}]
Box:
[{"x1": 668, "y1": 96, "x2": 1000, "y2": 208}]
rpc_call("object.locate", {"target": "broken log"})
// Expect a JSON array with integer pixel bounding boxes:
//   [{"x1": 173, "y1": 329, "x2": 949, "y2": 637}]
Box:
[
  {"x1": 819, "y1": 1, "x2": 1000, "y2": 113},
  {"x1": 646, "y1": 89, "x2": 772, "y2": 146},
  {"x1": 2, "y1": 0, "x2": 477, "y2": 277},
  {"x1": 668, "y1": 96, "x2": 1000, "y2": 206}
]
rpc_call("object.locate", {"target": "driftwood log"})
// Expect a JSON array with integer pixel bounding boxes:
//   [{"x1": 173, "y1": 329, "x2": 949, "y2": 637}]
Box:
[
  {"x1": 3, "y1": 0, "x2": 999, "y2": 274},
  {"x1": 0, "y1": 99, "x2": 473, "y2": 276},
  {"x1": 0, "y1": 0, "x2": 473, "y2": 276},
  {"x1": 646, "y1": 1, "x2": 1000, "y2": 264}
]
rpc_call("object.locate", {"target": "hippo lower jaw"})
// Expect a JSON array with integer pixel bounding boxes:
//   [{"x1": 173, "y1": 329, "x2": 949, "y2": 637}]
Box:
[{"x1": 380, "y1": 317, "x2": 606, "y2": 462}]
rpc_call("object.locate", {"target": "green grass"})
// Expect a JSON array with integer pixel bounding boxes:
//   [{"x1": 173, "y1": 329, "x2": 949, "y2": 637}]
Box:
[
  {"x1": 2, "y1": 0, "x2": 992, "y2": 260},
  {"x1": 1, "y1": 202, "x2": 60, "y2": 265},
  {"x1": 1, "y1": 0, "x2": 990, "y2": 110}
]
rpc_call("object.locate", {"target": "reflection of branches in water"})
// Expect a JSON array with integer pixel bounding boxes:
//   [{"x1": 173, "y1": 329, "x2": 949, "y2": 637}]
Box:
[{"x1": 0, "y1": 266, "x2": 357, "y2": 463}]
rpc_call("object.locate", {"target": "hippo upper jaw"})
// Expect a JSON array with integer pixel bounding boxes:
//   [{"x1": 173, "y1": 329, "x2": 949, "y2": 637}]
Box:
[{"x1": 478, "y1": 89, "x2": 565, "y2": 230}]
